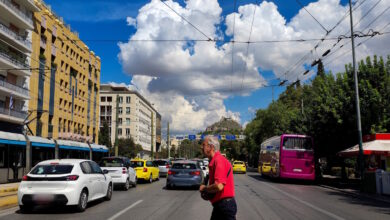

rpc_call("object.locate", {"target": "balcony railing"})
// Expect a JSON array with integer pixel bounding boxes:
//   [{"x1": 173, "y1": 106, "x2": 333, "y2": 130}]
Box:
[
  {"x1": 0, "y1": 0, "x2": 33, "y2": 26},
  {"x1": 0, "y1": 106, "x2": 27, "y2": 119},
  {"x1": 0, "y1": 47, "x2": 29, "y2": 69},
  {"x1": 0, "y1": 22, "x2": 31, "y2": 49},
  {"x1": 0, "y1": 79, "x2": 29, "y2": 96}
]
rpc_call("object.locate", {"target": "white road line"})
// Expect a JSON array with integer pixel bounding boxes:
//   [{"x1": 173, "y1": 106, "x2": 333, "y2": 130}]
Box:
[
  {"x1": 261, "y1": 181, "x2": 345, "y2": 220},
  {"x1": 0, "y1": 207, "x2": 18, "y2": 218},
  {"x1": 107, "y1": 200, "x2": 143, "y2": 220}
]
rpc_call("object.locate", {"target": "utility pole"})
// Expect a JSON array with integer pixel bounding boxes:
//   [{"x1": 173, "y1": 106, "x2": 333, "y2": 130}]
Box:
[
  {"x1": 114, "y1": 95, "x2": 119, "y2": 156},
  {"x1": 349, "y1": 0, "x2": 364, "y2": 180},
  {"x1": 167, "y1": 122, "x2": 170, "y2": 158},
  {"x1": 151, "y1": 111, "x2": 154, "y2": 159}
]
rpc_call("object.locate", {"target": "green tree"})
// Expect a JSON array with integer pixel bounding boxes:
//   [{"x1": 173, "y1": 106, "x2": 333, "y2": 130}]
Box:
[
  {"x1": 117, "y1": 138, "x2": 142, "y2": 158},
  {"x1": 98, "y1": 121, "x2": 112, "y2": 153}
]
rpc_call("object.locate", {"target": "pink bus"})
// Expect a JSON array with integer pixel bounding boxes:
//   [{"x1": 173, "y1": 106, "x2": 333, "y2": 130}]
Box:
[{"x1": 258, "y1": 134, "x2": 315, "y2": 180}]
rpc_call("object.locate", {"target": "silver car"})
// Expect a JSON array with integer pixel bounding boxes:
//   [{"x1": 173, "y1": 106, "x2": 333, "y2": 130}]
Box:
[
  {"x1": 166, "y1": 161, "x2": 203, "y2": 189},
  {"x1": 153, "y1": 159, "x2": 171, "y2": 177}
]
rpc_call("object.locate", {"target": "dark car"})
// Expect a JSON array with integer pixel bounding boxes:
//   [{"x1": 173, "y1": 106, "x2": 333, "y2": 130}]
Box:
[{"x1": 166, "y1": 160, "x2": 203, "y2": 189}]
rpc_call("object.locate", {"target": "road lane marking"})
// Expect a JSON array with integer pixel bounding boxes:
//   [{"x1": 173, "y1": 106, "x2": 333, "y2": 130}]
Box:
[
  {"x1": 107, "y1": 200, "x2": 143, "y2": 220},
  {"x1": 261, "y1": 181, "x2": 345, "y2": 220}
]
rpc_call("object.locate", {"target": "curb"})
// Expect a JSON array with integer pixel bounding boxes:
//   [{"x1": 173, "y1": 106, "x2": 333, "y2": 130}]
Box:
[
  {"x1": 0, "y1": 195, "x2": 17, "y2": 209},
  {"x1": 0, "y1": 187, "x2": 18, "y2": 194},
  {"x1": 318, "y1": 184, "x2": 390, "y2": 204}
]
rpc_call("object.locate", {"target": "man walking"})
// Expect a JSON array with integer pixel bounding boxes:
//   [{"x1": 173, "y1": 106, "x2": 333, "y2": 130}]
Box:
[{"x1": 200, "y1": 136, "x2": 236, "y2": 220}]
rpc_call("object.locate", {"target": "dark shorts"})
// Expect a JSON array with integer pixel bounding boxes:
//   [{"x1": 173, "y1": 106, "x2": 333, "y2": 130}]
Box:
[{"x1": 211, "y1": 197, "x2": 237, "y2": 220}]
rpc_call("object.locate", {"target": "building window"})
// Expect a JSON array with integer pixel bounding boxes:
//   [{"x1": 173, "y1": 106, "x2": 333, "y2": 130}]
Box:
[
  {"x1": 126, "y1": 107, "x2": 130, "y2": 114},
  {"x1": 118, "y1": 107, "x2": 122, "y2": 115},
  {"x1": 118, "y1": 97, "x2": 123, "y2": 103},
  {"x1": 126, "y1": 118, "x2": 130, "y2": 125},
  {"x1": 126, "y1": 96, "x2": 131, "y2": 103},
  {"x1": 118, "y1": 118, "x2": 122, "y2": 125},
  {"x1": 118, "y1": 128, "x2": 122, "y2": 136},
  {"x1": 100, "y1": 96, "x2": 106, "y2": 102},
  {"x1": 126, "y1": 128, "x2": 130, "y2": 137},
  {"x1": 107, "y1": 97, "x2": 112, "y2": 102}
]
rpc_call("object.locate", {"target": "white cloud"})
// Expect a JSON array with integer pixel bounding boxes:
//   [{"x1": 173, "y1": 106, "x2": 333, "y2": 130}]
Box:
[
  {"x1": 118, "y1": 0, "x2": 390, "y2": 134},
  {"x1": 126, "y1": 17, "x2": 137, "y2": 27}
]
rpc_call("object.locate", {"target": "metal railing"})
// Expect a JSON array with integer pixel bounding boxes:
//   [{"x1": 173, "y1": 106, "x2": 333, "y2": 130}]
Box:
[
  {"x1": 0, "y1": 79, "x2": 29, "y2": 96},
  {"x1": 0, "y1": 106, "x2": 27, "y2": 119},
  {"x1": 0, "y1": 22, "x2": 31, "y2": 49},
  {"x1": 0, "y1": 47, "x2": 29, "y2": 69},
  {"x1": 0, "y1": 0, "x2": 33, "y2": 26}
]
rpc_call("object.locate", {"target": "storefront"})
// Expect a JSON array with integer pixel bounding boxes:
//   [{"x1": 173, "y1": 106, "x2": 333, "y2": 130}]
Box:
[
  {"x1": 57, "y1": 140, "x2": 90, "y2": 159},
  {"x1": 90, "y1": 144, "x2": 109, "y2": 162},
  {"x1": 0, "y1": 132, "x2": 26, "y2": 183}
]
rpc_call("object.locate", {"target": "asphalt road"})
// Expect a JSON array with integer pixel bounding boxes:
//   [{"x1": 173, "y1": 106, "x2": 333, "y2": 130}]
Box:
[{"x1": 1, "y1": 172, "x2": 389, "y2": 220}]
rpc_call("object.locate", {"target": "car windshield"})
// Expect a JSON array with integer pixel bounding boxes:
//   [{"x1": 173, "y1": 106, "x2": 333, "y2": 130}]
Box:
[
  {"x1": 99, "y1": 158, "x2": 124, "y2": 167},
  {"x1": 30, "y1": 165, "x2": 73, "y2": 175},
  {"x1": 130, "y1": 161, "x2": 144, "y2": 168},
  {"x1": 234, "y1": 162, "x2": 244, "y2": 165},
  {"x1": 172, "y1": 163, "x2": 197, "y2": 169},
  {"x1": 154, "y1": 160, "x2": 168, "y2": 166}
]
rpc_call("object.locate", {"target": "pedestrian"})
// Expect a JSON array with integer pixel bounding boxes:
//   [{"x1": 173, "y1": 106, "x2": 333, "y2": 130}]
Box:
[{"x1": 199, "y1": 136, "x2": 236, "y2": 220}]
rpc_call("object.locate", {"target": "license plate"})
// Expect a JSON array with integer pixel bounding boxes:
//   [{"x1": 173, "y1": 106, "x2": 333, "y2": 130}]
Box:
[
  {"x1": 293, "y1": 169, "x2": 302, "y2": 172},
  {"x1": 34, "y1": 194, "x2": 54, "y2": 202}
]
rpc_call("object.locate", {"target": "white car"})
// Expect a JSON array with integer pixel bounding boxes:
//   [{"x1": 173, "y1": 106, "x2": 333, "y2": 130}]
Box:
[
  {"x1": 18, "y1": 159, "x2": 113, "y2": 213},
  {"x1": 99, "y1": 157, "x2": 137, "y2": 190}
]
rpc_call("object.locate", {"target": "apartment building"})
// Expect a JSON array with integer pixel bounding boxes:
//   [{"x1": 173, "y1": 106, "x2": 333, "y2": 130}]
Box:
[
  {"x1": 99, "y1": 84, "x2": 161, "y2": 158},
  {"x1": 0, "y1": 0, "x2": 39, "y2": 133},
  {"x1": 28, "y1": 1, "x2": 100, "y2": 143}
]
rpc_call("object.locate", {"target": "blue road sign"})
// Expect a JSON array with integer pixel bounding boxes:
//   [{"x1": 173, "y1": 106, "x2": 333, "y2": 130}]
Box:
[{"x1": 188, "y1": 135, "x2": 196, "y2": 140}]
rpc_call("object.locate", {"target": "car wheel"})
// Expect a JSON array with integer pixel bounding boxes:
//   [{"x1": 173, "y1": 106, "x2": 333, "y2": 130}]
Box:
[
  {"x1": 19, "y1": 205, "x2": 33, "y2": 213},
  {"x1": 148, "y1": 174, "x2": 153, "y2": 183},
  {"x1": 105, "y1": 183, "x2": 113, "y2": 201},
  {"x1": 166, "y1": 184, "x2": 171, "y2": 190},
  {"x1": 76, "y1": 189, "x2": 88, "y2": 212},
  {"x1": 156, "y1": 173, "x2": 160, "y2": 181},
  {"x1": 133, "y1": 177, "x2": 137, "y2": 187},
  {"x1": 124, "y1": 179, "x2": 130, "y2": 191}
]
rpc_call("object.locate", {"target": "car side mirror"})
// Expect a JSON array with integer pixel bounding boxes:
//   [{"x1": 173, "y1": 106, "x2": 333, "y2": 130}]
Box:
[{"x1": 103, "y1": 169, "x2": 109, "y2": 174}]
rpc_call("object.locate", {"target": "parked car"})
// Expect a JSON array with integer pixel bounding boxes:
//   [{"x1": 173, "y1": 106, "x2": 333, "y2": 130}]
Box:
[
  {"x1": 99, "y1": 157, "x2": 137, "y2": 190},
  {"x1": 153, "y1": 159, "x2": 171, "y2": 177},
  {"x1": 18, "y1": 159, "x2": 113, "y2": 213},
  {"x1": 233, "y1": 160, "x2": 247, "y2": 174},
  {"x1": 166, "y1": 160, "x2": 204, "y2": 189},
  {"x1": 130, "y1": 159, "x2": 159, "y2": 183}
]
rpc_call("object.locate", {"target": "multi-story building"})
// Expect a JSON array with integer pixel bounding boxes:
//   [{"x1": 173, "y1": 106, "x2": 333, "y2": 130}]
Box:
[
  {"x1": 0, "y1": 0, "x2": 39, "y2": 133},
  {"x1": 28, "y1": 1, "x2": 100, "y2": 143},
  {"x1": 99, "y1": 84, "x2": 161, "y2": 158}
]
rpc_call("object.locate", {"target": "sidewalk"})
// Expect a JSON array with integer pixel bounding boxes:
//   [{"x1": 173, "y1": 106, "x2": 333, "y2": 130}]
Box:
[
  {"x1": 0, "y1": 183, "x2": 19, "y2": 210},
  {"x1": 319, "y1": 175, "x2": 390, "y2": 204}
]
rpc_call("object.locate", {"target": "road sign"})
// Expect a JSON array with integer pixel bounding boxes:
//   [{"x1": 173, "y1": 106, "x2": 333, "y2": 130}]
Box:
[{"x1": 188, "y1": 135, "x2": 196, "y2": 140}]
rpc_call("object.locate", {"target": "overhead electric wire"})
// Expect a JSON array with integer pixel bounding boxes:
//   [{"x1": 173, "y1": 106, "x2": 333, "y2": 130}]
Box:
[
  {"x1": 160, "y1": 0, "x2": 212, "y2": 41},
  {"x1": 230, "y1": 0, "x2": 238, "y2": 94},
  {"x1": 295, "y1": 0, "x2": 328, "y2": 33}
]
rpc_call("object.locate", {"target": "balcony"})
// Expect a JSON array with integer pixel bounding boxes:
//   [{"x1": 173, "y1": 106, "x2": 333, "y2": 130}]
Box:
[
  {"x1": 0, "y1": 106, "x2": 27, "y2": 124},
  {"x1": 0, "y1": 22, "x2": 31, "y2": 52},
  {"x1": 51, "y1": 45, "x2": 56, "y2": 56},
  {"x1": 0, "y1": 46, "x2": 30, "y2": 76},
  {"x1": 0, "y1": 79, "x2": 29, "y2": 99},
  {"x1": 0, "y1": 0, "x2": 34, "y2": 29}
]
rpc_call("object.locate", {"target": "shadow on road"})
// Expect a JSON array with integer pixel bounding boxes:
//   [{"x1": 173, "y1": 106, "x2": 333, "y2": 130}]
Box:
[
  {"x1": 15, "y1": 199, "x2": 105, "y2": 215},
  {"x1": 247, "y1": 173, "x2": 315, "y2": 186},
  {"x1": 163, "y1": 186, "x2": 199, "y2": 191}
]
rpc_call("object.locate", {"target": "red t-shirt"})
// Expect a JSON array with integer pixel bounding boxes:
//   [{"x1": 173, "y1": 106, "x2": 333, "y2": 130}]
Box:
[{"x1": 208, "y1": 151, "x2": 235, "y2": 204}]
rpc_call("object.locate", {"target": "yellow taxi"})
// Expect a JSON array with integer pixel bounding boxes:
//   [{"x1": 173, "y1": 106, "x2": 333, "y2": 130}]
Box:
[
  {"x1": 130, "y1": 158, "x2": 160, "y2": 183},
  {"x1": 232, "y1": 161, "x2": 247, "y2": 174},
  {"x1": 260, "y1": 162, "x2": 271, "y2": 176}
]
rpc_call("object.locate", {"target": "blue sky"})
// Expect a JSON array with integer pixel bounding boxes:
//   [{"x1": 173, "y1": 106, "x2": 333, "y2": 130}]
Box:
[{"x1": 44, "y1": 0, "x2": 351, "y2": 131}]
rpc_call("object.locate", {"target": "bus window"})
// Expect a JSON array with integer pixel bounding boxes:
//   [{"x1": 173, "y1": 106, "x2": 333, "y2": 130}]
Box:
[{"x1": 283, "y1": 137, "x2": 313, "y2": 150}]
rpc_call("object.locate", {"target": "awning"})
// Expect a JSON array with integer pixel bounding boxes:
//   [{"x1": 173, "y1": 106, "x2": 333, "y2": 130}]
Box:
[
  {"x1": 90, "y1": 144, "x2": 108, "y2": 153},
  {"x1": 339, "y1": 140, "x2": 390, "y2": 156},
  {"x1": 28, "y1": 136, "x2": 55, "y2": 148},
  {"x1": 56, "y1": 140, "x2": 90, "y2": 151},
  {"x1": 0, "y1": 131, "x2": 26, "y2": 146}
]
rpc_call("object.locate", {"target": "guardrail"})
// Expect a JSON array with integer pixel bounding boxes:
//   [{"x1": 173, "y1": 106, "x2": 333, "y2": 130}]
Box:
[
  {"x1": 0, "y1": 22, "x2": 31, "y2": 49},
  {"x1": 0, "y1": 79, "x2": 29, "y2": 96},
  {"x1": 0, "y1": 0, "x2": 33, "y2": 26}
]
